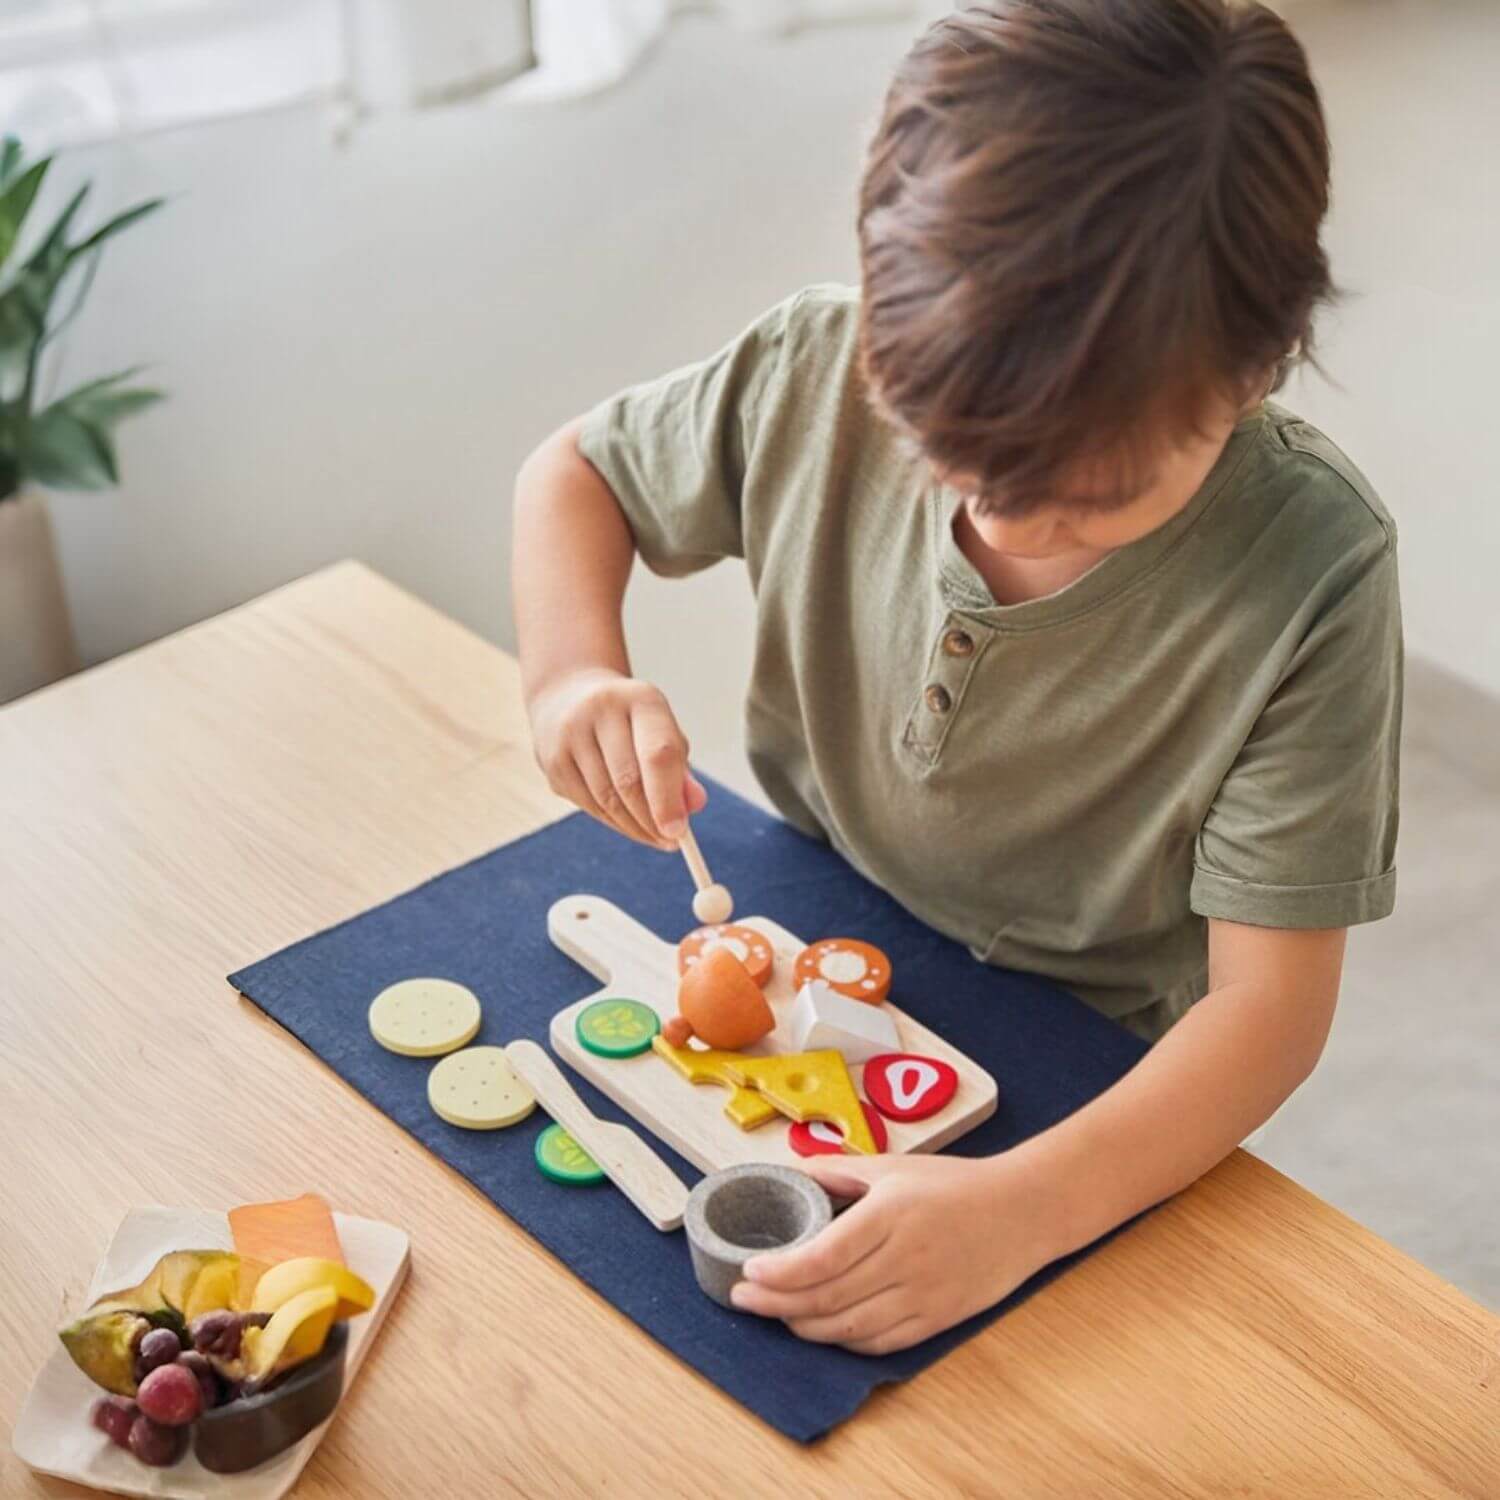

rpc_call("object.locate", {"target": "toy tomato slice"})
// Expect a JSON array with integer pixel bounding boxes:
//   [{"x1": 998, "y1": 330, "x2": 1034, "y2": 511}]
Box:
[
  {"x1": 787, "y1": 1103, "x2": 889, "y2": 1157},
  {"x1": 863, "y1": 1054, "x2": 958, "y2": 1122}
]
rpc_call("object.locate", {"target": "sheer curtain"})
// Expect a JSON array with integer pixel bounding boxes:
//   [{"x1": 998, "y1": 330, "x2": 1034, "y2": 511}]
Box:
[
  {"x1": 517, "y1": 0, "x2": 949, "y2": 101},
  {"x1": 0, "y1": 0, "x2": 533, "y2": 146},
  {"x1": 0, "y1": 0, "x2": 944, "y2": 145}
]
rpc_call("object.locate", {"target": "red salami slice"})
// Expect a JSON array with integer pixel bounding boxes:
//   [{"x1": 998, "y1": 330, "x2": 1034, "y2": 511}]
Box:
[
  {"x1": 787, "y1": 1102, "x2": 889, "y2": 1157},
  {"x1": 863, "y1": 1054, "x2": 958, "y2": 1122}
]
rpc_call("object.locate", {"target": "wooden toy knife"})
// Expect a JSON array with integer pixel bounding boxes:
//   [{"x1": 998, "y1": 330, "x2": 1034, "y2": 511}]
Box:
[{"x1": 505, "y1": 1039, "x2": 690, "y2": 1232}]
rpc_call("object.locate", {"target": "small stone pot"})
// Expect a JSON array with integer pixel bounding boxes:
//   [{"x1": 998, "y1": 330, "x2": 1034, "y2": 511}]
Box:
[{"x1": 684, "y1": 1164, "x2": 833, "y2": 1308}]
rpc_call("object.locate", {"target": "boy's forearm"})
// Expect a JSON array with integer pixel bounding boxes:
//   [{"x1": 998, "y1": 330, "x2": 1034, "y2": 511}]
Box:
[
  {"x1": 512, "y1": 420, "x2": 636, "y2": 705},
  {"x1": 1010, "y1": 939, "x2": 1342, "y2": 1262}
]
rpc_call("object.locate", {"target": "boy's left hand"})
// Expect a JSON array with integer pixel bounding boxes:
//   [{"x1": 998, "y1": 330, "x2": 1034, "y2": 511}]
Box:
[{"x1": 730, "y1": 1152, "x2": 1056, "y2": 1354}]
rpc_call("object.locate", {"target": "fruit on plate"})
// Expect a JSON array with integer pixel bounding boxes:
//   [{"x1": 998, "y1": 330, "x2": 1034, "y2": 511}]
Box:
[
  {"x1": 64, "y1": 1232, "x2": 376, "y2": 1473},
  {"x1": 59, "y1": 1250, "x2": 254, "y2": 1395},
  {"x1": 59, "y1": 1308, "x2": 151, "y2": 1397},
  {"x1": 128, "y1": 1412, "x2": 187, "y2": 1467},
  {"x1": 91, "y1": 1395, "x2": 137, "y2": 1448},
  {"x1": 238, "y1": 1286, "x2": 340, "y2": 1389},
  {"x1": 137, "y1": 1362, "x2": 204, "y2": 1426},
  {"x1": 176, "y1": 1350, "x2": 221, "y2": 1410},
  {"x1": 253, "y1": 1258, "x2": 375, "y2": 1322},
  {"x1": 134, "y1": 1327, "x2": 182, "y2": 1381}
]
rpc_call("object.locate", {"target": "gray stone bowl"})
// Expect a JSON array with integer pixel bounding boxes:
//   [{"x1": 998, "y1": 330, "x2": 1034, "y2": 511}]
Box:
[{"x1": 684, "y1": 1163, "x2": 833, "y2": 1308}]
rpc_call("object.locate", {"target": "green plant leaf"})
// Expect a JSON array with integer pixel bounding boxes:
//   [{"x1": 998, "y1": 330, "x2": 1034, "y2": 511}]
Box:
[
  {"x1": 58, "y1": 368, "x2": 165, "y2": 426},
  {"x1": 0, "y1": 143, "x2": 165, "y2": 490},
  {"x1": 0, "y1": 159, "x2": 48, "y2": 270},
  {"x1": 22, "y1": 372, "x2": 163, "y2": 489},
  {"x1": 0, "y1": 138, "x2": 22, "y2": 191},
  {"x1": 25, "y1": 402, "x2": 117, "y2": 489},
  {"x1": 74, "y1": 196, "x2": 163, "y2": 256}
]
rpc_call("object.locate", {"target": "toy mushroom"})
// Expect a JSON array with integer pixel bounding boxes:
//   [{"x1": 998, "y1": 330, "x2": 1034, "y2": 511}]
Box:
[{"x1": 662, "y1": 947, "x2": 774, "y2": 1051}]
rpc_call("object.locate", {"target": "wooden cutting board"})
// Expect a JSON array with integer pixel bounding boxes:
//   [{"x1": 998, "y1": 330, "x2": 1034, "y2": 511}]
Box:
[{"x1": 548, "y1": 894, "x2": 998, "y2": 1175}]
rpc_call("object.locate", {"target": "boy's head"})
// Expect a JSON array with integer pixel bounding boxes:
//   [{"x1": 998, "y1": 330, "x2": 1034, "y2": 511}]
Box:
[{"x1": 858, "y1": 0, "x2": 1332, "y2": 529}]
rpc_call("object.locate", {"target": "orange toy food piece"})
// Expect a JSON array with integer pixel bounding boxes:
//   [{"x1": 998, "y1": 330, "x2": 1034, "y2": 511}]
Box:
[
  {"x1": 229, "y1": 1194, "x2": 344, "y2": 1303},
  {"x1": 793, "y1": 938, "x2": 891, "y2": 1004},
  {"x1": 676, "y1": 923, "x2": 774, "y2": 988},
  {"x1": 668, "y1": 947, "x2": 774, "y2": 1051}
]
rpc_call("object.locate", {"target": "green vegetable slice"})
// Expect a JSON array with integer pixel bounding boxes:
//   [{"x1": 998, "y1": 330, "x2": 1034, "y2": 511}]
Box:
[
  {"x1": 575, "y1": 998, "x2": 660, "y2": 1058},
  {"x1": 535, "y1": 1123, "x2": 605, "y2": 1184}
]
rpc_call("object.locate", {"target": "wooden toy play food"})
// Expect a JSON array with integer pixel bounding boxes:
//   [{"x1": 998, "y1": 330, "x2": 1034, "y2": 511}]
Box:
[{"x1": 662, "y1": 947, "x2": 774, "y2": 1051}]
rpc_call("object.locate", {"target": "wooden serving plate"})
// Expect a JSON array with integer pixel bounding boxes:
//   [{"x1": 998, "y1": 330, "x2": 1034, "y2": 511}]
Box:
[{"x1": 549, "y1": 895, "x2": 998, "y2": 1174}]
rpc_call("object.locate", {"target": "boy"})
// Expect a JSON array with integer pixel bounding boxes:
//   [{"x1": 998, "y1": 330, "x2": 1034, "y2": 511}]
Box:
[{"x1": 511, "y1": 0, "x2": 1399, "y2": 1354}]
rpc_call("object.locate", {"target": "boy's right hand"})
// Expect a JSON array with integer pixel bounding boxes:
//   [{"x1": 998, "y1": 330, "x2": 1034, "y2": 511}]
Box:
[{"x1": 527, "y1": 668, "x2": 707, "y2": 850}]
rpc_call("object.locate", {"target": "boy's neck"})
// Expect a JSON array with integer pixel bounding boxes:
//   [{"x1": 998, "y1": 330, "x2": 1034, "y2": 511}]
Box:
[{"x1": 952, "y1": 508, "x2": 1111, "y2": 606}]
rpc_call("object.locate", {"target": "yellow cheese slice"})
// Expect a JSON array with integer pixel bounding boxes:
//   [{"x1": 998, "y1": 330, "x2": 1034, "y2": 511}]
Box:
[
  {"x1": 726, "y1": 1050, "x2": 878, "y2": 1154},
  {"x1": 369, "y1": 978, "x2": 481, "y2": 1057},
  {"x1": 651, "y1": 1036, "x2": 779, "y2": 1130},
  {"x1": 428, "y1": 1045, "x2": 535, "y2": 1129}
]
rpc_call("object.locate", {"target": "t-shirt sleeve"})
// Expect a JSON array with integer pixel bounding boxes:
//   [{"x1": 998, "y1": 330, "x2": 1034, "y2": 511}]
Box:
[
  {"x1": 575, "y1": 297, "x2": 793, "y2": 579},
  {"x1": 1191, "y1": 544, "x2": 1402, "y2": 929}
]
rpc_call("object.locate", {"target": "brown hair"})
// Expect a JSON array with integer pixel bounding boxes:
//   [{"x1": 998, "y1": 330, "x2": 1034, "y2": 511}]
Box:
[{"x1": 858, "y1": 0, "x2": 1333, "y2": 514}]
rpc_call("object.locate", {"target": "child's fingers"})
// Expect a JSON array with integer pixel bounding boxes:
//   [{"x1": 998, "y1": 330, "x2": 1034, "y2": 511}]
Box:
[
  {"x1": 785, "y1": 1286, "x2": 912, "y2": 1348},
  {"x1": 595, "y1": 714, "x2": 672, "y2": 849},
  {"x1": 742, "y1": 1197, "x2": 889, "y2": 1293},
  {"x1": 684, "y1": 773, "x2": 709, "y2": 815},
  {"x1": 732, "y1": 1239, "x2": 894, "y2": 1321},
  {"x1": 630, "y1": 699, "x2": 692, "y2": 840},
  {"x1": 544, "y1": 752, "x2": 619, "y2": 834},
  {"x1": 570, "y1": 737, "x2": 659, "y2": 847}
]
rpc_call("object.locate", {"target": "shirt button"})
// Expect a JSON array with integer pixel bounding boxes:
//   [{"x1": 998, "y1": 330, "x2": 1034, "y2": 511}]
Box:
[
  {"x1": 924, "y1": 684, "x2": 953, "y2": 715},
  {"x1": 942, "y1": 628, "x2": 975, "y2": 658}
]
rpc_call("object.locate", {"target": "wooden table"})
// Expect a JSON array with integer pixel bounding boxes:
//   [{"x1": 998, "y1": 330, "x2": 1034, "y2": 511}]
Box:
[{"x1": 2, "y1": 563, "x2": 1496, "y2": 1499}]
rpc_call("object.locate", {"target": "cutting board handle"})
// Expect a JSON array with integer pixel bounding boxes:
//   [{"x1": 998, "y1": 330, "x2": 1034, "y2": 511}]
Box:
[{"x1": 547, "y1": 894, "x2": 678, "y2": 994}]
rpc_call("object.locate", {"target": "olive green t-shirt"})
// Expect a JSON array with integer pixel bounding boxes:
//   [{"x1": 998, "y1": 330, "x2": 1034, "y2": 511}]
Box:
[{"x1": 578, "y1": 285, "x2": 1401, "y2": 1039}]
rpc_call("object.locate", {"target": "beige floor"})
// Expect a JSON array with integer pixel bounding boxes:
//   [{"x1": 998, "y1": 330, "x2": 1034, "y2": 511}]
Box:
[{"x1": 1250, "y1": 659, "x2": 1499, "y2": 1309}]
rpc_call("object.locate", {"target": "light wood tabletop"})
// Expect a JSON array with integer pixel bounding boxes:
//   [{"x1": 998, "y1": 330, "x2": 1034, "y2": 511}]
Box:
[{"x1": 2, "y1": 562, "x2": 1496, "y2": 1499}]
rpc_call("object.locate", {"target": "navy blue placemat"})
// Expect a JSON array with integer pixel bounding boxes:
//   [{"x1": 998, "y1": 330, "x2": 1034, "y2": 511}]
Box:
[{"x1": 229, "y1": 777, "x2": 1148, "y2": 1441}]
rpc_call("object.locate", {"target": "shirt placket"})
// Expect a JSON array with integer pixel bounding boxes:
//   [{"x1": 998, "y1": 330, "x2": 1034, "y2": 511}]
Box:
[{"x1": 901, "y1": 617, "x2": 989, "y2": 769}]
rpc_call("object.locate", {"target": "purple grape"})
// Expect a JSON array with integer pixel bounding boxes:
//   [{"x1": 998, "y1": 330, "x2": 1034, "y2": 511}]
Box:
[
  {"x1": 176, "y1": 1349, "x2": 220, "y2": 1409},
  {"x1": 90, "y1": 1396, "x2": 136, "y2": 1448},
  {"x1": 127, "y1": 1413, "x2": 186, "y2": 1467},
  {"x1": 189, "y1": 1309, "x2": 237, "y2": 1357},
  {"x1": 133, "y1": 1327, "x2": 181, "y2": 1381},
  {"x1": 136, "y1": 1363, "x2": 203, "y2": 1426}
]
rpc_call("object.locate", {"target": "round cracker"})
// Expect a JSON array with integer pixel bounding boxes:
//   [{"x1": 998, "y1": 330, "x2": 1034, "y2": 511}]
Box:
[
  {"x1": 369, "y1": 977, "x2": 482, "y2": 1057},
  {"x1": 427, "y1": 1045, "x2": 536, "y2": 1129}
]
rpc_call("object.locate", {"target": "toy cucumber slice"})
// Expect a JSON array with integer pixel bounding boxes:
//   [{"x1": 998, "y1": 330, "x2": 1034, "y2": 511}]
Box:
[
  {"x1": 575, "y1": 998, "x2": 660, "y2": 1058},
  {"x1": 535, "y1": 1123, "x2": 605, "y2": 1184}
]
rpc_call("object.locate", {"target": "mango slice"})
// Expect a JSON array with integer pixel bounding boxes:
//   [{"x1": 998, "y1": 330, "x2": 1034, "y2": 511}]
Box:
[{"x1": 229, "y1": 1195, "x2": 343, "y2": 1303}]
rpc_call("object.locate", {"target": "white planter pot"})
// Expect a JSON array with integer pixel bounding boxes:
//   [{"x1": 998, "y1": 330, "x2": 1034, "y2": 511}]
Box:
[{"x1": 0, "y1": 491, "x2": 79, "y2": 705}]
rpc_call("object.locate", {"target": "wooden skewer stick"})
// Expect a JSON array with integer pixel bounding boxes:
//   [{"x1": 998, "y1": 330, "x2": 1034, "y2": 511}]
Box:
[{"x1": 677, "y1": 823, "x2": 733, "y2": 924}]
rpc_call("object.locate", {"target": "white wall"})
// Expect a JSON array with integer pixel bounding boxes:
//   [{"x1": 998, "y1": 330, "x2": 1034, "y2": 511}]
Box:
[
  {"x1": 44, "y1": 15, "x2": 913, "y2": 791},
  {"x1": 1282, "y1": 0, "x2": 1500, "y2": 699},
  {"x1": 35, "y1": 1, "x2": 1500, "y2": 801}
]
